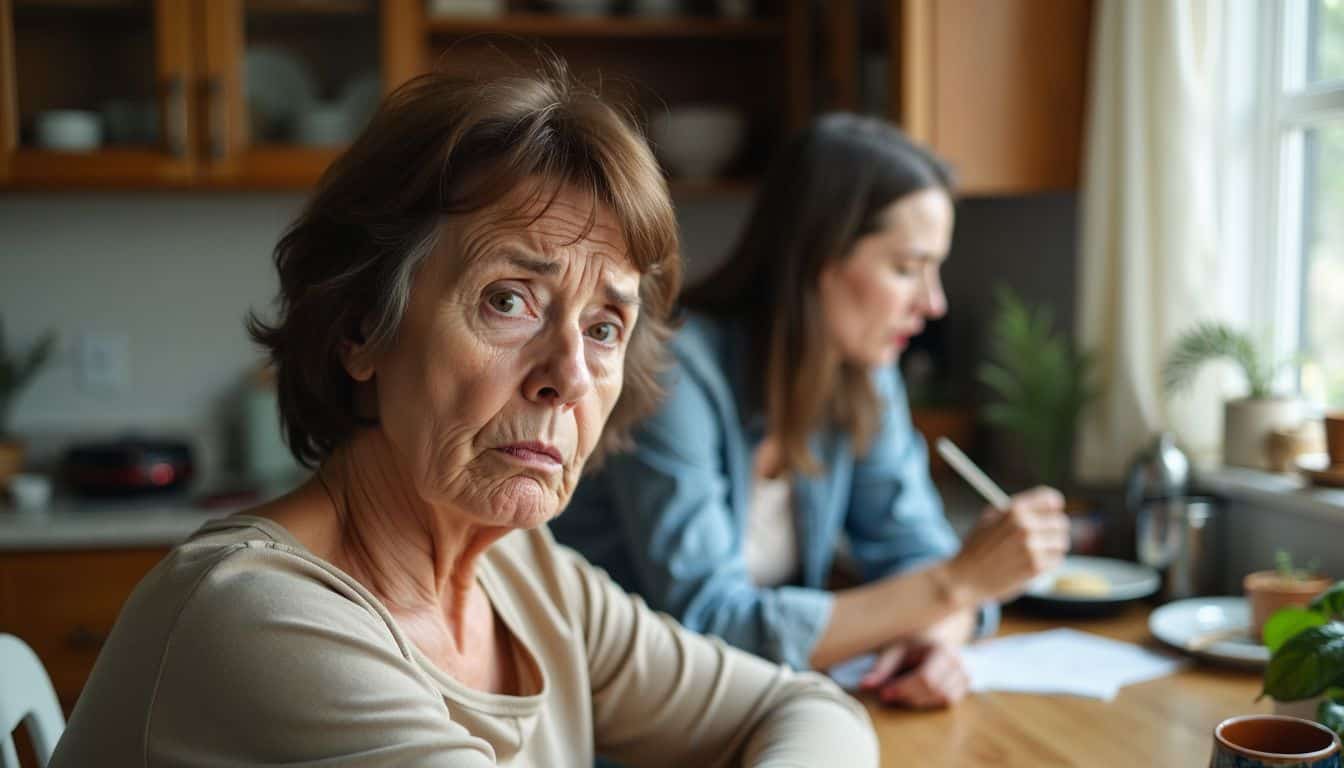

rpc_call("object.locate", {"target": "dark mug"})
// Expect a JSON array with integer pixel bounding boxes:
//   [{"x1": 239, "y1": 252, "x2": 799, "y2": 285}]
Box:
[{"x1": 1210, "y1": 715, "x2": 1341, "y2": 767}]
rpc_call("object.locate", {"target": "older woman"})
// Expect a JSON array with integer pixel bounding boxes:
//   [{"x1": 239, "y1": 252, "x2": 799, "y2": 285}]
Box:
[
  {"x1": 553, "y1": 113, "x2": 1071, "y2": 709},
  {"x1": 49, "y1": 69, "x2": 876, "y2": 767}
]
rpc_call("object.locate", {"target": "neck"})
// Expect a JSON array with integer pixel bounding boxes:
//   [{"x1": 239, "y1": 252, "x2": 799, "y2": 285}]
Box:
[{"x1": 312, "y1": 429, "x2": 510, "y2": 647}]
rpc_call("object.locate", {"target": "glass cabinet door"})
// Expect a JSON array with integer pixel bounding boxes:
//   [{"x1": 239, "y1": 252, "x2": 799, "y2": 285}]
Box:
[
  {"x1": 200, "y1": 0, "x2": 382, "y2": 186},
  {"x1": 1, "y1": 0, "x2": 197, "y2": 185}
]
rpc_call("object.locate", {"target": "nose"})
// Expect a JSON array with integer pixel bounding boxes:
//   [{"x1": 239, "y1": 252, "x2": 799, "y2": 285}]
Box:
[
  {"x1": 522, "y1": 326, "x2": 593, "y2": 411},
  {"x1": 920, "y1": 271, "x2": 948, "y2": 320}
]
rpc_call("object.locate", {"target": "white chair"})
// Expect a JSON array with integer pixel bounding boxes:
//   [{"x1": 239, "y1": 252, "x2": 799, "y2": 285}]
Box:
[{"x1": 0, "y1": 634, "x2": 65, "y2": 768}]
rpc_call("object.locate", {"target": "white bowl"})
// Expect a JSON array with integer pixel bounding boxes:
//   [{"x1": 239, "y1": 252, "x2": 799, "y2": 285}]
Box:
[
  {"x1": 295, "y1": 103, "x2": 351, "y2": 146},
  {"x1": 36, "y1": 110, "x2": 103, "y2": 152},
  {"x1": 649, "y1": 106, "x2": 745, "y2": 181},
  {"x1": 9, "y1": 473, "x2": 52, "y2": 512}
]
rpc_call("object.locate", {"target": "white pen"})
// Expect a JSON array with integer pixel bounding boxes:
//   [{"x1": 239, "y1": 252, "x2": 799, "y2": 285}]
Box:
[{"x1": 935, "y1": 437, "x2": 1012, "y2": 511}]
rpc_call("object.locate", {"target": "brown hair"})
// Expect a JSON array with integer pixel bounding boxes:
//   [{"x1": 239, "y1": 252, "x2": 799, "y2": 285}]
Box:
[
  {"x1": 683, "y1": 113, "x2": 952, "y2": 475},
  {"x1": 248, "y1": 60, "x2": 681, "y2": 468}
]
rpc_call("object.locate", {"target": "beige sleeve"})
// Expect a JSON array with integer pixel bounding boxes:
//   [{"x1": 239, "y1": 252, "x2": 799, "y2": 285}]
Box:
[
  {"x1": 146, "y1": 549, "x2": 494, "y2": 767},
  {"x1": 570, "y1": 548, "x2": 878, "y2": 768}
]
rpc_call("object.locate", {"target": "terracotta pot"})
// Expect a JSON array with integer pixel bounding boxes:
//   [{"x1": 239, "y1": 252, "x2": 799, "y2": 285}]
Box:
[
  {"x1": 1224, "y1": 397, "x2": 1304, "y2": 470},
  {"x1": 910, "y1": 406, "x2": 975, "y2": 479},
  {"x1": 0, "y1": 439, "x2": 23, "y2": 491},
  {"x1": 1244, "y1": 570, "x2": 1333, "y2": 642}
]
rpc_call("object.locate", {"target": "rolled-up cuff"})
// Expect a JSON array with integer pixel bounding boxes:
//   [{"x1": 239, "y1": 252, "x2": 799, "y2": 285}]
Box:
[{"x1": 764, "y1": 587, "x2": 835, "y2": 671}]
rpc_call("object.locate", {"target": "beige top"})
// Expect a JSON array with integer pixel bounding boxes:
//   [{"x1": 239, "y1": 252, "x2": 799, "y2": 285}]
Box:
[{"x1": 50, "y1": 515, "x2": 876, "y2": 767}]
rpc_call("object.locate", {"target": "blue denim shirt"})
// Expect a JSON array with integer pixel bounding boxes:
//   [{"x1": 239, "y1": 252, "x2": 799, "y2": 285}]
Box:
[{"x1": 553, "y1": 312, "x2": 998, "y2": 671}]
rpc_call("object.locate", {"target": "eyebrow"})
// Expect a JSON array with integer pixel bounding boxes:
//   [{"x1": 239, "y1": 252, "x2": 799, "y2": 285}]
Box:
[{"x1": 498, "y1": 249, "x2": 640, "y2": 310}]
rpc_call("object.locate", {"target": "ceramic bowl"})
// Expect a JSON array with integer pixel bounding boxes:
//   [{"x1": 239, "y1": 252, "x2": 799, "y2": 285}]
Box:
[
  {"x1": 649, "y1": 106, "x2": 745, "y2": 181},
  {"x1": 36, "y1": 110, "x2": 103, "y2": 152}
]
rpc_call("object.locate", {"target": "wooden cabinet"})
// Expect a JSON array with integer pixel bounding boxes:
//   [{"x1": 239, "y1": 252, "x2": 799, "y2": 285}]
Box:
[
  {"x1": 899, "y1": 0, "x2": 1092, "y2": 194},
  {"x1": 1, "y1": 0, "x2": 1091, "y2": 194},
  {"x1": 0, "y1": 548, "x2": 167, "y2": 711},
  {"x1": 824, "y1": 0, "x2": 1093, "y2": 195},
  {"x1": 0, "y1": 0, "x2": 421, "y2": 189}
]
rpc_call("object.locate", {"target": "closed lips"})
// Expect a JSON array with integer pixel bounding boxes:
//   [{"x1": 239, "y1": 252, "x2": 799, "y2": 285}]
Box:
[{"x1": 498, "y1": 443, "x2": 562, "y2": 464}]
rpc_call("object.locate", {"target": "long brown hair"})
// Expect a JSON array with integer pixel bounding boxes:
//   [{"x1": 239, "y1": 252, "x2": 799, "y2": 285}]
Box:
[{"x1": 683, "y1": 113, "x2": 952, "y2": 475}]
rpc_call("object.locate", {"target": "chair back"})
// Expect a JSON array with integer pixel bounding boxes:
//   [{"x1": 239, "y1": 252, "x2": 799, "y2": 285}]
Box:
[{"x1": 0, "y1": 634, "x2": 66, "y2": 768}]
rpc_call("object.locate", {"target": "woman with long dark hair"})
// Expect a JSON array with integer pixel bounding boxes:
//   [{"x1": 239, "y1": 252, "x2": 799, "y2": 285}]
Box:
[{"x1": 554, "y1": 113, "x2": 1070, "y2": 708}]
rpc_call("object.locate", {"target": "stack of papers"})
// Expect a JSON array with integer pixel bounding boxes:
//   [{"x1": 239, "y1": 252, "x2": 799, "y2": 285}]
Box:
[{"x1": 829, "y1": 628, "x2": 1188, "y2": 701}]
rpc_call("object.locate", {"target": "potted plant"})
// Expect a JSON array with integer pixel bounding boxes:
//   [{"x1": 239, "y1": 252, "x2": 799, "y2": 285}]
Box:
[
  {"x1": 977, "y1": 288, "x2": 1100, "y2": 549},
  {"x1": 1163, "y1": 321, "x2": 1300, "y2": 470},
  {"x1": 1245, "y1": 550, "x2": 1332, "y2": 642},
  {"x1": 0, "y1": 315, "x2": 57, "y2": 490},
  {"x1": 1261, "y1": 580, "x2": 1344, "y2": 737}
]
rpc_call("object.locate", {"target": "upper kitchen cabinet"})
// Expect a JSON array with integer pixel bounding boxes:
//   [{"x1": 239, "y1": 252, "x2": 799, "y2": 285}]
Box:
[
  {"x1": 0, "y1": 0, "x2": 423, "y2": 189},
  {"x1": 0, "y1": 0, "x2": 198, "y2": 187},
  {"x1": 827, "y1": 0, "x2": 1093, "y2": 195},
  {"x1": 421, "y1": 0, "x2": 811, "y2": 198}
]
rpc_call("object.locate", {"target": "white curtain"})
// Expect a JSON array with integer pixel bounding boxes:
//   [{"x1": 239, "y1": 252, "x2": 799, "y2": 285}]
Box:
[{"x1": 1076, "y1": 0, "x2": 1262, "y2": 481}]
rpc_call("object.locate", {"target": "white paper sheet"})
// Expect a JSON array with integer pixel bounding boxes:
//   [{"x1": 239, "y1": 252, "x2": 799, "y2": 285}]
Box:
[{"x1": 828, "y1": 628, "x2": 1188, "y2": 701}]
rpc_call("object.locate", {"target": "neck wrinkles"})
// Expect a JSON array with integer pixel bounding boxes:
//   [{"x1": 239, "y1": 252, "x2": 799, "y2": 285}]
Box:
[{"x1": 319, "y1": 430, "x2": 508, "y2": 644}]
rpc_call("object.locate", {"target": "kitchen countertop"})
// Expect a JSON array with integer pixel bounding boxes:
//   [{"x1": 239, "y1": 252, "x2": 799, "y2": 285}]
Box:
[
  {"x1": 0, "y1": 477, "x2": 993, "y2": 552},
  {"x1": 0, "y1": 497, "x2": 232, "y2": 551}
]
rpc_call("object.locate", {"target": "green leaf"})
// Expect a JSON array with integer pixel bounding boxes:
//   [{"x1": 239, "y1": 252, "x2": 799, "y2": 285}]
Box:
[
  {"x1": 1263, "y1": 624, "x2": 1344, "y2": 701},
  {"x1": 1319, "y1": 696, "x2": 1344, "y2": 738},
  {"x1": 1264, "y1": 607, "x2": 1329, "y2": 653},
  {"x1": 1311, "y1": 582, "x2": 1344, "y2": 619}
]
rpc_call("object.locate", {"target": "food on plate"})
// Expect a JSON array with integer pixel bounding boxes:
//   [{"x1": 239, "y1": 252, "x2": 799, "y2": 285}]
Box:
[{"x1": 1053, "y1": 571, "x2": 1111, "y2": 597}]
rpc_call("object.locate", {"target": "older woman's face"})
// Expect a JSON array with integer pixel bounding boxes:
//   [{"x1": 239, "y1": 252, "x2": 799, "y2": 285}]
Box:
[
  {"x1": 818, "y1": 187, "x2": 953, "y2": 369},
  {"x1": 350, "y1": 185, "x2": 641, "y2": 530}
]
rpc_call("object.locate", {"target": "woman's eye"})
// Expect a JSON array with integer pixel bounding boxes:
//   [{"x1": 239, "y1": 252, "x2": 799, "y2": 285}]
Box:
[
  {"x1": 587, "y1": 322, "x2": 621, "y2": 344},
  {"x1": 487, "y1": 290, "x2": 528, "y2": 317},
  {"x1": 892, "y1": 261, "x2": 919, "y2": 277}
]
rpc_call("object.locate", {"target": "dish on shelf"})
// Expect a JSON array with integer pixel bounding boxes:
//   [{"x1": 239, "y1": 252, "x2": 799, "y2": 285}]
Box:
[{"x1": 244, "y1": 46, "x2": 319, "y2": 142}]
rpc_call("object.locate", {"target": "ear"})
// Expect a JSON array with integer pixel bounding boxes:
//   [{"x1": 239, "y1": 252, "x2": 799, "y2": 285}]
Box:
[{"x1": 339, "y1": 320, "x2": 376, "y2": 382}]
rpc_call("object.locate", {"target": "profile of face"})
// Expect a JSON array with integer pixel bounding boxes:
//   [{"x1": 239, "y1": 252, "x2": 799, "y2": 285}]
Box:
[
  {"x1": 818, "y1": 187, "x2": 953, "y2": 369},
  {"x1": 342, "y1": 183, "x2": 641, "y2": 530}
]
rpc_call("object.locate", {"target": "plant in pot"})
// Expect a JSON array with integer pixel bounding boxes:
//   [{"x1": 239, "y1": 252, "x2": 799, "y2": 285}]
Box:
[
  {"x1": 1261, "y1": 580, "x2": 1344, "y2": 736},
  {"x1": 1245, "y1": 550, "x2": 1332, "y2": 643},
  {"x1": 977, "y1": 287, "x2": 1100, "y2": 551},
  {"x1": 1163, "y1": 321, "x2": 1300, "y2": 470},
  {"x1": 0, "y1": 315, "x2": 57, "y2": 490}
]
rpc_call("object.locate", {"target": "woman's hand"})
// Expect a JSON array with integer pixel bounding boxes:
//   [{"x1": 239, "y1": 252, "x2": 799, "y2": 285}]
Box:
[
  {"x1": 949, "y1": 486, "x2": 1070, "y2": 603},
  {"x1": 858, "y1": 640, "x2": 970, "y2": 708}
]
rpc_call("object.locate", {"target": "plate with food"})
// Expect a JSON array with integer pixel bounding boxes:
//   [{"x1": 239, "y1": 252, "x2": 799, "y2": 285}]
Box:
[
  {"x1": 1021, "y1": 556, "x2": 1161, "y2": 607},
  {"x1": 1148, "y1": 596, "x2": 1268, "y2": 668}
]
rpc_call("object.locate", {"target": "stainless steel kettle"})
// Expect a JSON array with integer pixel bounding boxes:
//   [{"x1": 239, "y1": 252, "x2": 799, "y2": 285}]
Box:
[{"x1": 1124, "y1": 432, "x2": 1191, "y2": 514}]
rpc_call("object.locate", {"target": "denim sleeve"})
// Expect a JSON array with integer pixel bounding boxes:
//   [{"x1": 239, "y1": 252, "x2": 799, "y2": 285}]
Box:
[
  {"x1": 844, "y1": 366, "x2": 999, "y2": 639},
  {"x1": 601, "y1": 365, "x2": 833, "y2": 671}
]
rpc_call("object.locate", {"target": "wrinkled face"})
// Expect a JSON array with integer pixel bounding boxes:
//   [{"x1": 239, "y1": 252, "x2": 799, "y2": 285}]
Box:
[
  {"x1": 818, "y1": 187, "x2": 953, "y2": 369},
  {"x1": 345, "y1": 184, "x2": 640, "y2": 530}
]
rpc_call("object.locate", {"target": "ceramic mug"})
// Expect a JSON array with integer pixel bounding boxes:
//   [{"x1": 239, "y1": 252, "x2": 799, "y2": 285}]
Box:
[{"x1": 1210, "y1": 715, "x2": 1340, "y2": 767}]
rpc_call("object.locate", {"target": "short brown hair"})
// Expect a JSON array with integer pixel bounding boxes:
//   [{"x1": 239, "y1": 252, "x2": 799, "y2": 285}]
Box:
[
  {"x1": 684, "y1": 113, "x2": 953, "y2": 475},
  {"x1": 249, "y1": 60, "x2": 681, "y2": 468}
]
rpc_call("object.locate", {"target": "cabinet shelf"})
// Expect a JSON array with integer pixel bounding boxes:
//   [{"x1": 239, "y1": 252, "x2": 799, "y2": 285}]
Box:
[{"x1": 427, "y1": 14, "x2": 782, "y2": 41}]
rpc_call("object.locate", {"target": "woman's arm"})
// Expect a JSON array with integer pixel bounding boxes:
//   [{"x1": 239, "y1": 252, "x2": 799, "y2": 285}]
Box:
[
  {"x1": 569, "y1": 547, "x2": 878, "y2": 768},
  {"x1": 812, "y1": 490, "x2": 1069, "y2": 669}
]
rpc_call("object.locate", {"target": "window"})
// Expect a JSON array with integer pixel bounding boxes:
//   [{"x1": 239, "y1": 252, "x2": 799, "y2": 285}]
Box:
[{"x1": 1269, "y1": 0, "x2": 1344, "y2": 409}]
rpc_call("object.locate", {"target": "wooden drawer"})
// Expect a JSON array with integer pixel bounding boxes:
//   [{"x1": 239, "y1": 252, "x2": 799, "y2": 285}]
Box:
[{"x1": 0, "y1": 548, "x2": 167, "y2": 711}]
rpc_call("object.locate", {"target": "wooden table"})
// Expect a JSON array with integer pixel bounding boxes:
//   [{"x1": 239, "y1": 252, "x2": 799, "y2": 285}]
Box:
[{"x1": 864, "y1": 604, "x2": 1270, "y2": 767}]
